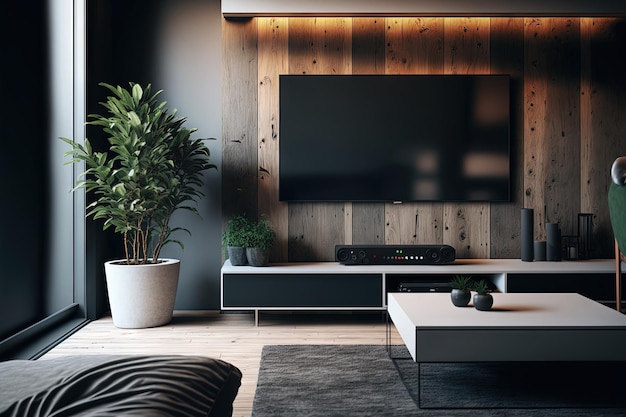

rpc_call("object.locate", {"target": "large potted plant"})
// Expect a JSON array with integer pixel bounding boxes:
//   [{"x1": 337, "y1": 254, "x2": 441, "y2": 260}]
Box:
[{"x1": 61, "y1": 82, "x2": 216, "y2": 328}]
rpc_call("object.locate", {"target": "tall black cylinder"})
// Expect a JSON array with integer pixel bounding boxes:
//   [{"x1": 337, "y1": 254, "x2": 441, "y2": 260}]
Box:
[
  {"x1": 521, "y1": 208, "x2": 534, "y2": 262},
  {"x1": 546, "y1": 223, "x2": 561, "y2": 261},
  {"x1": 578, "y1": 213, "x2": 593, "y2": 260}
]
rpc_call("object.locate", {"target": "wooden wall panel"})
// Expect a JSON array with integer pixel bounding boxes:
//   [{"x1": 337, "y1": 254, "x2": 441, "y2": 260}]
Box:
[
  {"x1": 385, "y1": 17, "x2": 444, "y2": 74},
  {"x1": 287, "y1": 18, "x2": 353, "y2": 75},
  {"x1": 258, "y1": 17, "x2": 289, "y2": 262},
  {"x1": 581, "y1": 18, "x2": 626, "y2": 257},
  {"x1": 352, "y1": 18, "x2": 385, "y2": 74},
  {"x1": 223, "y1": 16, "x2": 626, "y2": 262},
  {"x1": 524, "y1": 18, "x2": 581, "y2": 240},
  {"x1": 443, "y1": 18, "x2": 491, "y2": 258},
  {"x1": 489, "y1": 18, "x2": 525, "y2": 258},
  {"x1": 287, "y1": 18, "x2": 352, "y2": 261},
  {"x1": 222, "y1": 18, "x2": 258, "y2": 222},
  {"x1": 384, "y1": 18, "x2": 445, "y2": 245},
  {"x1": 351, "y1": 18, "x2": 386, "y2": 245}
]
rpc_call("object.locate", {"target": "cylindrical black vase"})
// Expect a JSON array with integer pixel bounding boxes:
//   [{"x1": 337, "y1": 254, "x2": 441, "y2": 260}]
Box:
[
  {"x1": 534, "y1": 240, "x2": 546, "y2": 261},
  {"x1": 546, "y1": 223, "x2": 561, "y2": 261},
  {"x1": 521, "y1": 208, "x2": 534, "y2": 262},
  {"x1": 578, "y1": 213, "x2": 593, "y2": 260}
]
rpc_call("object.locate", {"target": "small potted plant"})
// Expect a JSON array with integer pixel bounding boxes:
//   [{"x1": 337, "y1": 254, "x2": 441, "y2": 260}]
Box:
[
  {"x1": 222, "y1": 215, "x2": 250, "y2": 265},
  {"x1": 243, "y1": 217, "x2": 276, "y2": 267},
  {"x1": 450, "y1": 275, "x2": 472, "y2": 307},
  {"x1": 473, "y1": 280, "x2": 494, "y2": 311}
]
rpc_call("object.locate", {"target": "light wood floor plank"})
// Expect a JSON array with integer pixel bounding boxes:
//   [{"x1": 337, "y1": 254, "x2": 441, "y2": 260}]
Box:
[{"x1": 43, "y1": 311, "x2": 401, "y2": 417}]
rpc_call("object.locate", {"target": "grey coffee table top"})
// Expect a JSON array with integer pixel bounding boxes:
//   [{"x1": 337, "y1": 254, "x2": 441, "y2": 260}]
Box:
[{"x1": 388, "y1": 292, "x2": 626, "y2": 362}]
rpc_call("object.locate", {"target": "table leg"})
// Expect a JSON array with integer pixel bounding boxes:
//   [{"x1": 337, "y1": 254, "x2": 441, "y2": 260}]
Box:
[{"x1": 385, "y1": 310, "x2": 390, "y2": 354}]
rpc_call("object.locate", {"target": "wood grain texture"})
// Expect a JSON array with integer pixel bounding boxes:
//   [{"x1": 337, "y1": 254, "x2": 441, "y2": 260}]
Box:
[
  {"x1": 258, "y1": 17, "x2": 289, "y2": 262},
  {"x1": 580, "y1": 18, "x2": 626, "y2": 258},
  {"x1": 443, "y1": 203, "x2": 490, "y2": 256},
  {"x1": 489, "y1": 18, "x2": 525, "y2": 258},
  {"x1": 222, "y1": 18, "x2": 259, "y2": 222},
  {"x1": 385, "y1": 203, "x2": 444, "y2": 244},
  {"x1": 352, "y1": 203, "x2": 385, "y2": 244},
  {"x1": 343, "y1": 201, "x2": 353, "y2": 245},
  {"x1": 385, "y1": 17, "x2": 444, "y2": 74},
  {"x1": 352, "y1": 17, "x2": 385, "y2": 74},
  {"x1": 444, "y1": 17, "x2": 490, "y2": 75},
  {"x1": 443, "y1": 17, "x2": 491, "y2": 258},
  {"x1": 524, "y1": 18, "x2": 581, "y2": 240},
  {"x1": 288, "y1": 17, "x2": 352, "y2": 75},
  {"x1": 288, "y1": 203, "x2": 345, "y2": 261}
]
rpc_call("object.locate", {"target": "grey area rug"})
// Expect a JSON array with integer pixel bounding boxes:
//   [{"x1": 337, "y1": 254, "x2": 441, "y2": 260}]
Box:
[{"x1": 251, "y1": 344, "x2": 626, "y2": 417}]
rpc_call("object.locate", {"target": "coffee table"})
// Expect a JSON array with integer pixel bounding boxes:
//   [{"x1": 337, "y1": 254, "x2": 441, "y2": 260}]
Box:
[
  {"x1": 388, "y1": 292, "x2": 626, "y2": 363},
  {"x1": 387, "y1": 292, "x2": 626, "y2": 409}
]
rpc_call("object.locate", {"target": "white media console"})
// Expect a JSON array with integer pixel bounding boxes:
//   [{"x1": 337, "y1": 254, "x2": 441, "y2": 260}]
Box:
[{"x1": 220, "y1": 258, "x2": 618, "y2": 325}]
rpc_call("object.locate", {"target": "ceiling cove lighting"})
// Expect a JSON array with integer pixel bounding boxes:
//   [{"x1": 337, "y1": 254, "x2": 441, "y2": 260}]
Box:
[{"x1": 222, "y1": 0, "x2": 626, "y2": 18}]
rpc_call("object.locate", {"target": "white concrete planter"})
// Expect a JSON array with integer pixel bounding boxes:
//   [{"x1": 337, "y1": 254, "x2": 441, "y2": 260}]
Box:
[{"x1": 104, "y1": 258, "x2": 180, "y2": 329}]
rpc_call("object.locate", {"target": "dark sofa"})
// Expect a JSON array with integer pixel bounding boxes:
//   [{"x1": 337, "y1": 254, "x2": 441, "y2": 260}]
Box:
[{"x1": 0, "y1": 355, "x2": 242, "y2": 417}]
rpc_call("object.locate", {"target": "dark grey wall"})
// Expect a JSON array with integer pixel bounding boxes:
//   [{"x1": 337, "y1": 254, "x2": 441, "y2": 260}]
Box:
[
  {"x1": 87, "y1": 0, "x2": 223, "y2": 310},
  {"x1": 0, "y1": 0, "x2": 78, "y2": 343},
  {"x1": 0, "y1": 0, "x2": 48, "y2": 340}
]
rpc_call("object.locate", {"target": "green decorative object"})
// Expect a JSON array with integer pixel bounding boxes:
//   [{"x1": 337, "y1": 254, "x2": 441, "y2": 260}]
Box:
[
  {"x1": 451, "y1": 275, "x2": 472, "y2": 290},
  {"x1": 60, "y1": 82, "x2": 216, "y2": 328},
  {"x1": 472, "y1": 280, "x2": 493, "y2": 311},
  {"x1": 609, "y1": 156, "x2": 626, "y2": 312},
  {"x1": 243, "y1": 218, "x2": 276, "y2": 267},
  {"x1": 222, "y1": 215, "x2": 252, "y2": 265},
  {"x1": 61, "y1": 82, "x2": 216, "y2": 265},
  {"x1": 609, "y1": 182, "x2": 626, "y2": 253},
  {"x1": 450, "y1": 275, "x2": 472, "y2": 307}
]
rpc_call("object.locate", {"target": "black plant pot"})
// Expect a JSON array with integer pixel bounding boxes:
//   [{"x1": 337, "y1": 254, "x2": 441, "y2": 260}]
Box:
[
  {"x1": 227, "y1": 246, "x2": 247, "y2": 266},
  {"x1": 473, "y1": 294, "x2": 494, "y2": 311},
  {"x1": 450, "y1": 289, "x2": 471, "y2": 307},
  {"x1": 246, "y1": 247, "x2": 270, "y2": 267}
]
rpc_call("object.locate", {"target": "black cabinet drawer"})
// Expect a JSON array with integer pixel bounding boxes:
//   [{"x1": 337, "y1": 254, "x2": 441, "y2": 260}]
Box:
[
  {"x1": 506, "y1": 273, "x2": 615, "y2": 300},
  {"x1": 223, "y1": 273, "x2": 383, "y2": 307}
]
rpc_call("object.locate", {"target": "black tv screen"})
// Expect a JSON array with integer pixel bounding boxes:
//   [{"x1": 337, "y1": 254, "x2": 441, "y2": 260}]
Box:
[{"x1": 279, "y1": 74, "x2": 511, "y2": 202}]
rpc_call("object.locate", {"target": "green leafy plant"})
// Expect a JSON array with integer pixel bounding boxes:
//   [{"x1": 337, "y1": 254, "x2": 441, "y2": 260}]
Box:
[
  {"x1": 242, "y1": 217, "x2": 276, "y2": 251},
  {"x1": 222, "y1": 215, "x2": 251, "y2": 248},
  {"x1": 61, "y1": 82, "x2": 216, "y2": 265},
  {"x1": 450, "y1": 275, "x2": 473, "y2": 291},
  {"x1": 473, "y1": 280, "x2": 492, "y2": 295}
]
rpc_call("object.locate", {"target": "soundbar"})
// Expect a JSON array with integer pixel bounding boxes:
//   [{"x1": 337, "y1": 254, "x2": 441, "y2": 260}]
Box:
[{"x1": 335, "y1": 244, "x2": 456, "y2": 265}]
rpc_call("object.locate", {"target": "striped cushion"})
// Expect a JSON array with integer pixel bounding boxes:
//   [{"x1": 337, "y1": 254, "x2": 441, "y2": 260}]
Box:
[{"x1": 0, "y1": 355, "x2": 241, "y2": 417}]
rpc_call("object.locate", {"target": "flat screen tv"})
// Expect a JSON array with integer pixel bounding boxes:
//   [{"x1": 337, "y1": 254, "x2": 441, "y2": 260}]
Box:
[{"x1": 279, "y1": 74, "x2": 511, "y2": 202}]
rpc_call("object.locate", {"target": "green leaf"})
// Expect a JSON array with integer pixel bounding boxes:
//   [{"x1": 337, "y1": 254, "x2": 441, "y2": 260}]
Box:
[{"x1": 131, "y1": 83, "x2": 143, "y2": 104}]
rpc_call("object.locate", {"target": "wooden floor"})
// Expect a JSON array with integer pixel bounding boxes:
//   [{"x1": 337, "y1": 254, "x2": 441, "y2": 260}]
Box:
[{"x1": 43, "y1": 311, "x2": 401, "y2": 417}]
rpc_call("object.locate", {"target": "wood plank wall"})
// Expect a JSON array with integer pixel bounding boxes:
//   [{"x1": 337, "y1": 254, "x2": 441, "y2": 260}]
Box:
[{"x1": 222, "y1": 17, "x2": 626, "y2": 262}]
